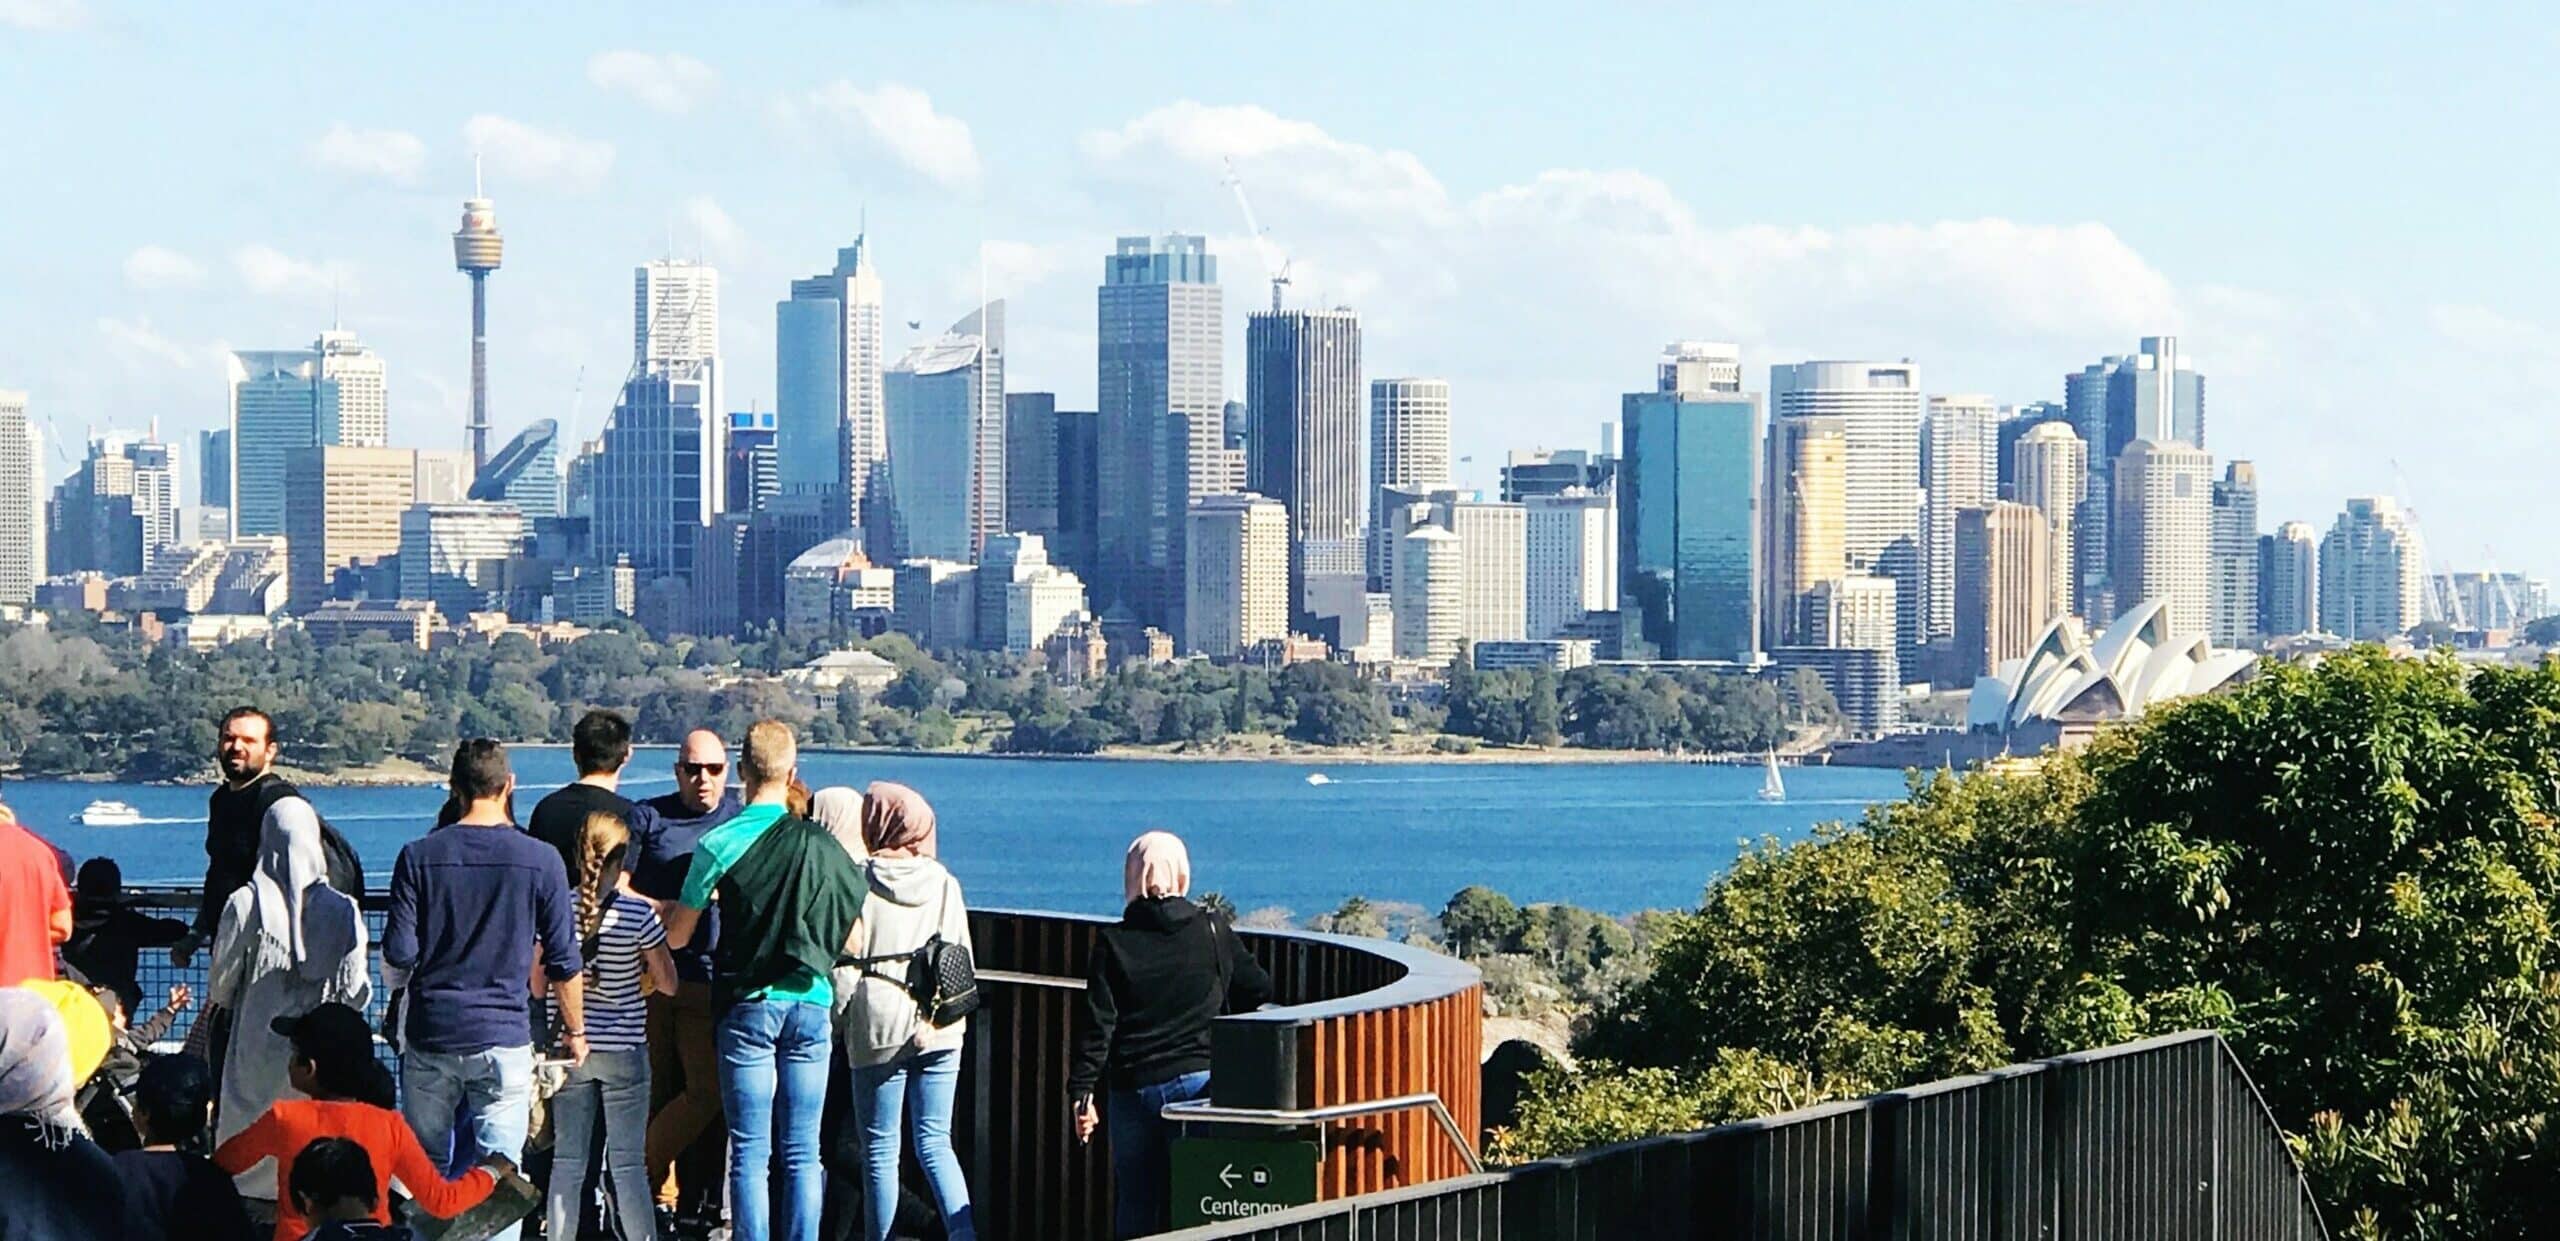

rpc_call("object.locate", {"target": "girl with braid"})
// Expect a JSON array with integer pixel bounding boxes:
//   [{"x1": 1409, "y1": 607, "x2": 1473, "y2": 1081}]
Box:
[{"x1": 543, "y1": 811, "x2": 675, "y2": 1241}]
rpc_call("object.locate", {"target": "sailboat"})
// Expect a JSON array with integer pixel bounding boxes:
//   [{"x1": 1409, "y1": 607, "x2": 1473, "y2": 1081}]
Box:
[{"x1": 1756, "y1": 749, "x2": 1786, "y2": 803}]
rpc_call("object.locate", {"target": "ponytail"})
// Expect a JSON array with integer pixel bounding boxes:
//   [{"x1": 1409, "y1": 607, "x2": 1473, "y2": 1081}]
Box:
[{"x1": 574, "y1": 811, "x2": 632, "y2": 965}]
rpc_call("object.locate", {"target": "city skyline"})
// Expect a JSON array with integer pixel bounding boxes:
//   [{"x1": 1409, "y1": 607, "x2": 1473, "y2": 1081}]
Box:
[{"x1": 9, "y1": 4, "x2": 2557, "y2": 575}]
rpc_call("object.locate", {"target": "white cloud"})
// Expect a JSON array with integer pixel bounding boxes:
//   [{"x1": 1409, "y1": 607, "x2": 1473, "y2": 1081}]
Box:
[
  {"x1": 0, "y1": 0, "x2": 86, "y2": 31},
  {"x1": 307, "y1": 123, "x2": 427, "y2": 184},
  {"x1": 684, "y1": 196, "x2": 744, "y2": 254},
  {"x1": 97, "y1": 317, "x2": 216, "y2": 371},
  {"x1": 231, "y1": 245, "x2": 355, "y2": 298},
  {"x1": 1083, "y1": 101, "x2": 1451, "y2": 224},
  {"x1": 463, "y1": 115, "x2": 615, "y2": 192},
  {"x1": 951, "y1": 240, "x2": 1072, "y2": 303},
  {"x1": 787, "y1": 81, "x2": 981, "y2": 191},
  {"x1": 588, "y1": 50, "x2": 720, "y2": 114},
  {"x1": 122, "y1": 246, "x2": 206, "y2": 290}
]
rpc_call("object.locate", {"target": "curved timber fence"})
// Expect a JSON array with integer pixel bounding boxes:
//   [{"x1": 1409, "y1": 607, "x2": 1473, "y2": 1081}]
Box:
[
  {"x1": 120, "y1": 889, "x2": 1484, "y2": 1241},
  {"x1": 1153, "y1": 1030, "x2": 2328, "y2": 1240}
]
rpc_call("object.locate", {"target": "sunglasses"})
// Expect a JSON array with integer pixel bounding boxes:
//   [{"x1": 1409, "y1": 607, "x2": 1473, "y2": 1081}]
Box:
[{"x1": 678, "y1": 762, "x2": 727, "y2": 778}]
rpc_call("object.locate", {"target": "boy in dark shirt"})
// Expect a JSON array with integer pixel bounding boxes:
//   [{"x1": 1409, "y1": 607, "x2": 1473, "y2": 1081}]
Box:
[
  {"x1": 66, "y1": 858, "x2": 188, "y2": 1016},
  {"x1": 114, "y1": 1054, "x2": 256, "y2": 1241},
  {"x1": 525, "y1": 709, "x2": 636, "y2": 879},
  {"x1": 291, "y1": 1137, "x2": 418, "y2": 1241}
]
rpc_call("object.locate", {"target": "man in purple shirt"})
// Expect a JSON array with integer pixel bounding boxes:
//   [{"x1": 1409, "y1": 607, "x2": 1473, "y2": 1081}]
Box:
[{"x1": 383, "y1": 739, "x2": 584, "y2": 1241}]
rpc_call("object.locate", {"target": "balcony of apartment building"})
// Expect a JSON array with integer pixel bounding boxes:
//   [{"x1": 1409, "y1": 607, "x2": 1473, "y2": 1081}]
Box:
[{"x1": 119, "y1": 887, "x2": 2326, "y2": 1240}]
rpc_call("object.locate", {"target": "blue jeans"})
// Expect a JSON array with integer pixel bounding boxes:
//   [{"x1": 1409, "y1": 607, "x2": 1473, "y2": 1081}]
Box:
[
  {"x1": 852, "y1": 1048, "x2": 974, "y2": 1241},
  {"x1": 1106, "y1": 1071, "x2": 1211, "y2": 1239},
  {"x1": 718, "y1": 999, "x2": 832, "y2": 1241},
  {"x1": 546, "y1": 1046, "x2": 653, "y2": 1241},
  {"x1": 401, "y1": 1043, "x2": 534, "y2": 1241}
]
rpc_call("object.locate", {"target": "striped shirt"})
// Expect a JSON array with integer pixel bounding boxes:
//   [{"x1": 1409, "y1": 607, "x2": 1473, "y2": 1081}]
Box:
[{"x1": 569, "y1": 891, "x2": 665, "y2": 1050}]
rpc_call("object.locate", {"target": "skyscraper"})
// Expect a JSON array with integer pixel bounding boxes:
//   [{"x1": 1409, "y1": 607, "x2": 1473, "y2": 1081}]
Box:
[
  {"x1": 1096, "y1": 235, "x2": 1222, "y2": 631},
  {"x1": 1248, "y1": 306, "x2": 1363, "y2": 620},
  {"x1": 2110, "y1": 439, "x2": 2214, "y2": 637},
  {"x1": 1954, "y1": 501, "x2": 2052, "y2": 681},
  {"x1": 470, "y1": 419, "x2": 561, "y2": 520},
  {"x1": 2319, "y1": 498, "x2": 2422, "y2": 640},
  {"x1": 1006, "y1": 392, "x2": 1060, "y2": 545},
  {"x1": 1184, "y1": 493, "x2": 1288, "y2": 658},
  {"x1": 722, "y1": 410, "x2": 776, "y2": 516},
  {"x1": 227, "y1": 342, "x2": 337, "y2": 538},
  {"x1": 1771, "y1": 361, "x2": 1924, "y2": 656},
  {"x1": 1500, "y1": 448, "x2": 1615, "y2": 502},
  {"x1": 0, "y1": 393, "x2": 41, "y2": 605},
  {"x1": 777, "y1": 237, "x2": 885, "y2": 531},
  {"x1": 1923, "y1": 394, "x2": 2000, "y2": 651},
  {"x1": 2259, "y1": 521, "x2": 2319, "y2": 639},
  {"x1": 412, "y1": 451, "x2": 475, "y2": 505},
  {"x1": 1369, "y1": 378, "x2": 1451, "y2": 587},
  {"x1": 1525, "y1": 489, "x2": 1616, "y2": 640},
  {"x1": 594, "y1": 362, "x2": 715, "y2": 584},
  {"x1": 1054, "y1": 409, "x2": 1100, "y2": 582},
  {"x1": 2105, "y1": 336, "x2": 2206, "y2": 455},
  {"x1": 312, "y1": 330, "x2": 387, "y2": 449},
  {"x1": 1446, "y1": 498, "x2": 1527, "y2": 645},
  {"x1": 635, "y1": 260, "x2": 723, "y2": 517},
  {"x1": 50, "y1": 434, "x2": 175, "y2": 577},
  {"x1": 199, "y1": 428, "x2": 231, "y2": 509},
  {"x1": 1393, "y1": 523, "x2": 1462, "y2": 665},
  {"x1": 285, "y1": 445, "x2": 414, "y2": 609},
  {"x1": 2012, "y1": 421, "x2": 2086, "y2": 625},
  {"x1": 2211, "y1": 461, "x2": 2261, "y2": 647},
  {"x1": 2071, "y1": 339, "x2": 2205, "y2": 618},
  {"x1": 881, "y1": 303, "x2": 1005, "y2": 562},
  {"x1": 1763, "y1": 415, "x2": 1846, "y2": 649},
  {"x1": 1625, "y1": 349, "x2": 1762, "y2": 662},
  {"x1": 452, "y1": 185, "x2": 502, "y2": 469},
  {"x1": 399, "y1": 501, "x2": 527, "y2": 618}
]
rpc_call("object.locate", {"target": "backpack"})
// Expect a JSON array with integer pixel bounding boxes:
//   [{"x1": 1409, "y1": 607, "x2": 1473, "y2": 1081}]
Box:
[{"x1": 854, "y1": 873, "x2": 979, "y2": 1028}]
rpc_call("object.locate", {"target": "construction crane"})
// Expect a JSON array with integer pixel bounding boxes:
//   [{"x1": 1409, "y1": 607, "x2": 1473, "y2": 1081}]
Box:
[{"x1": 1223, "y1": 158, "x2": 1291, "y2": 313}]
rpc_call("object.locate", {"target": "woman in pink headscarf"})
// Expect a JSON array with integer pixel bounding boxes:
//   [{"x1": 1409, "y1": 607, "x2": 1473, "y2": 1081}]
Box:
[{"x1": 1066, "y1": 831, "x2": 1273, "y2": 1239}]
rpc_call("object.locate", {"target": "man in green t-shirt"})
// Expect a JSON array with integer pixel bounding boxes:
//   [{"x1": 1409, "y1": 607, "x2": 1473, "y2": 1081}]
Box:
[{"x1": 662, "y1": 719, "x2": 863, "y2": 1241}]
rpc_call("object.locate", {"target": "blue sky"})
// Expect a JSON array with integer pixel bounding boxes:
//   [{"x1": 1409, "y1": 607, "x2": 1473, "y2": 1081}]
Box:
[{"x1": 6, "y1": 1, "x2": 2558, "y2": 575}]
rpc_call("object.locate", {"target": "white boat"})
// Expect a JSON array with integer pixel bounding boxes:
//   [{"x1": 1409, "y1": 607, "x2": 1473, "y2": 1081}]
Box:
[
  {"x1": 77, "y1": 799, "x2": 146, "y2": 827},
  {"x1": 1756, "y1": 751, "x2": 1786, "y2": 803},
  {"x1": 1305, "y1": 773, "x2": 1333, "y2": 787}
]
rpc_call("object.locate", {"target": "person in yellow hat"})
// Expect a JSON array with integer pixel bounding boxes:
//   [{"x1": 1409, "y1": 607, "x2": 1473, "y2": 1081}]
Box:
[
  {"x1": 18, "y1": 978, "x2": 110, "y2": 1087},
  {"x1": 0, "y1": 985, "x2": 135, "y2": 1235}
]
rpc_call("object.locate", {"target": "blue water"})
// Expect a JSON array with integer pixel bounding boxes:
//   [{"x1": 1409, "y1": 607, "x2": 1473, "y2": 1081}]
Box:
[{"x1": 10, "y1": 751, "x2": 1909, "y2": 917}]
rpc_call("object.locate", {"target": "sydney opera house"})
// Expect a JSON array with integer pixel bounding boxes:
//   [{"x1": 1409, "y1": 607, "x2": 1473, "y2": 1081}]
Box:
[{"x1": 1967, "y1": 599, "x2": 2258, "y2": 746}]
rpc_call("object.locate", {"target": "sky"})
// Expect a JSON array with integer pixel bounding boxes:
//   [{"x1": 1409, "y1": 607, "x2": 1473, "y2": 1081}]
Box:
[{"x1": 6, "y1": 1, "x2": 2559, "y2": 576}]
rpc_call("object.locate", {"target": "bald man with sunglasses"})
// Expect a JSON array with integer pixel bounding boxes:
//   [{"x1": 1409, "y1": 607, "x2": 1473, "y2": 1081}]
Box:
[{"x1": 626, "y1": 728, "x2": 744, "y2": 1231}]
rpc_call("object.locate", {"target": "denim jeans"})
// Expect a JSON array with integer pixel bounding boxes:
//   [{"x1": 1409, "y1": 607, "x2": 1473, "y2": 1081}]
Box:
[
  {"x1": 852, "y1": 1048, "x2": 975, "y2": 1241},
  {"x1": 401, "y1": 1043, "x2": 535, "y2": 1241},
  {"x1": 547, "y1": 1046, "x2": 654, "y2": 1241},
  {"x1": 1106, "y1": 1070, "x2": 1211, "y2": 1240},
  {"x1": 718, "y1": 999, "x2": 832, "y2": 1241}
]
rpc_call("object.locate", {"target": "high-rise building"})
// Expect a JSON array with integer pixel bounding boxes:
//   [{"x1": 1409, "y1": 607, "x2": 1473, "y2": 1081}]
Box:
[
  {"x1": 1922, "y1": 394, "x2": 2000, "y2": 649},
  {"x1": 2070, "y1": 339, "x2": 2205, "y2": 617},
  {"x1": 228, "y1": 332, "x2": 386, "y2": 537},
  {"x1": 0, "y1": 393, "x2": 42, "y2": 605},
  {"x1": 50, "y1": 434, "x2": 176, "y2": 577},
  {"x1": 1771, "y1": 361, "x2": 1924, "y2": 656},
  {"x1": 1392, "y1": 523, "x2": 1462, "y2": 665},
  {"x1": 1626, "y1": 349, "x2": 1762, "y2": 661},
  {"x1": 1247, "y1": 307, "x2": 1364, "y2": 617},
  {"x1": 399, "y1": 501, "x2": 526, "y2": 619},
  {"x1": 470, "y1": 419, "x2": 561, "y2": 520},
  {"x1": 974, "y1": 533, "x2": 1085, "y2": 655},
  {"x1": 453, "y1": 187, "x2": 503, "y2": 469},
  {"x1": 1500, "y1": 447, "x2": 1615, "y2": 502},
  {"x1": 199, "y1": 428, "x2": 232, "y2": 509},
  {"x1": 636, "y1": 260, "x2": 721, "y2": 370},
  {"x1": 2105, "y1": 336, "x2": 2206, "y2": 456},
  {"x1": 1803, "y1": 574, "x2": 1899, "y2": 653},
  {"x1": 2011, "y1": 421, "x2": 2086, "y2": 624},
  {"x1": 1954, "y1": 501, "x2": 2052, "y2": 681},
  {"x1": 2211, "y1": 462, "x2": 2261, "y2": 647},
  {"x1": 1006, "y1": 392, "x2": 1060, "y2": 545},
  {"x1": 1763, "y1": 416, "x2": 1846, "y2": 649},
  {"x1": 723, "y1": 410, "x2": 777, "y2": 516},
  {"x1": 2432, "y1": 571, "x2": 2551, "y2": 632},
  {"x1": 1525, "y1": 489, "x2": 1615, "y2": 640},
  {"x1": 881, "y1": 304, "x2": 1005, "y2": 562},
  {"x1": 893, "y1": 559, "x2": 978, "y2": 653},
  {"x1": 2110, "y1": 439, "x2": 2214, "y2": 638},
  {"x1": 1096, "y1": 235, "x2": 1222, "y2": 631},
  {"x1": 1659, "y1": 341, "x2": 1743, "y2": 394},
  {"x1": 594, "y1": 362, "x2": 716, "y2": 585},
  {"x1": 413, "y1": 450, "x2": 475, "y2": 505},
  {"x1": 2260, "y1": 521, "x2": 2320, "y2": 639},
  {"x1": 1054, "y1": 409, "x2": 1100, "y2": 581},
  {"x1": 1995, "y1": 402, "x2": 2068, "y2": 499},
  {"x1": 1369, "y1": 378, "x2": 1450, "y2": 587},
  {"x1": 285, "y1": 445, "x2": 414, "y2": 609},
  {"x1": 1446, "y1": 499, "x2": 1527, "y2": 645},
  {"x1": 2319, "y1": 497, "x2": 2423, "y2": 640},
  {"x1": 778, "y1": 237, "x2": 885, "y2": 531},
  {"x1": 1185, "y1": 493, "x2": 1289, "y2": 658}
]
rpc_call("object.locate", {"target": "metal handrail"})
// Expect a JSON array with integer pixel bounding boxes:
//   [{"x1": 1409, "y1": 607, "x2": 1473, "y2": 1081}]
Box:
[
  {"x1": 1162, "y1": 1092, "x2": 1484, "y2": 1175},
  {"x1": 979, "y1": 968, "x2": 1086, "y2": 990}
]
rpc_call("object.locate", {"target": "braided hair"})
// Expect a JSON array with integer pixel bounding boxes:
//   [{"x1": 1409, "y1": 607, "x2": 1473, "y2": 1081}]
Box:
[{"x1": 575, "y1": 810, "x2": 632, "y2": 964}]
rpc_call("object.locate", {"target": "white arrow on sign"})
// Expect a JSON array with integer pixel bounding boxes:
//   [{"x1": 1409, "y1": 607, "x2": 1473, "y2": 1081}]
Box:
[{"x1": 1219, "y1": 1164, "x2": 1241, "y2": 1189}]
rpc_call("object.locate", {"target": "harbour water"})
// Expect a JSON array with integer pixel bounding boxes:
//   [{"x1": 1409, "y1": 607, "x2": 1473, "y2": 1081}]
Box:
[{"x1": 18, "y1": 750, "x2": 1911, "y2": 917}]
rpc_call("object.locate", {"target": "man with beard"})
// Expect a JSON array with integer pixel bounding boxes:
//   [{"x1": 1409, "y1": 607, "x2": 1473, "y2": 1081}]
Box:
[{"x1": 170, "y1": 708, "x2": 365, "y2": 968}]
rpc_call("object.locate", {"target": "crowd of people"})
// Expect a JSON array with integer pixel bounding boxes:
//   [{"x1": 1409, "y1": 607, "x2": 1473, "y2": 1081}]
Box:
[{"x1": 0, "y1": 703, "x2": 1270, "y2": 1240}]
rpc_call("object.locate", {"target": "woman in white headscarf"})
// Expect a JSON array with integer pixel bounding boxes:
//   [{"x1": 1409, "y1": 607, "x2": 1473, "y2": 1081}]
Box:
[
  {"x1": 206, "y1": 796, "x2": 369, "y2": 1200},
  {"x1": 0, "y1": 986, "x2": 131, "y2": 1236}
]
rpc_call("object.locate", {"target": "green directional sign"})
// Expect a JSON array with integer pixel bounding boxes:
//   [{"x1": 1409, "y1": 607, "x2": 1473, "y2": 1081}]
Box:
[{"x1": 1169, "y1": 1136, "x2": 1321, "y2": 1227}]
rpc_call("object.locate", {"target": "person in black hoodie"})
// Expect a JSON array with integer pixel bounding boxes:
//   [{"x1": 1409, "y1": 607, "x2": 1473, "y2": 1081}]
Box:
[
  {"x1": 1069, "y1": 830, "x2": 1272, "y2": 1240},
  {"x1": 65, "y1": 858, "x2": 187, "y2": 1017},
  {"x1": 173, "y1": 707, "x2": 365, "y2": 968}
]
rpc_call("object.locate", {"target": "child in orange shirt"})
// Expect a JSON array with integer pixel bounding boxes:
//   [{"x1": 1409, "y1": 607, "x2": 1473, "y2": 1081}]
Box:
[{"x1": 213, "y1": 1003, "x2": 504, "y2": 1240}]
